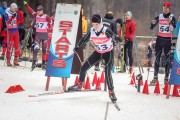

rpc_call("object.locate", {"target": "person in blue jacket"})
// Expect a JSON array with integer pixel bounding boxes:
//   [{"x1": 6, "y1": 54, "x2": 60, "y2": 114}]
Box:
[{"x1": 0, "y1": 2, "x2": 7, "y2": 50}]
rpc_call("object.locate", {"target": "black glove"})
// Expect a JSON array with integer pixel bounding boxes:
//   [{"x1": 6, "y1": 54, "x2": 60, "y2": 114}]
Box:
[
  {"x1": 124, "y1": 39, "x2": 130, "y2": 44},
  {"x1": 12, "y1": 13, "x2": 16, "y2": 18},
  {"x1": 112, "y1": 35, "x2": 121, "y2": 46},
  {"x1": 73, "y1": 46, "x2": 79, "y2": 52}
]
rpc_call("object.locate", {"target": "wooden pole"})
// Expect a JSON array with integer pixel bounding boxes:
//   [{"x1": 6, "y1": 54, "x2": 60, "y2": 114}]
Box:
[
  {"x1": 166, "y1": 85, "x2": 171, "y2": 99},
  {"x1": 62, "y1": 78, "x2": 67, "y2": 91},
  {"x1": 45, "y1": 76, "x2": 51, "y2": 91}
]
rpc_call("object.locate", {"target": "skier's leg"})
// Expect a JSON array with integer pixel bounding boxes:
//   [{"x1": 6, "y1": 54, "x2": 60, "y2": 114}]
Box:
[
  {"x1": 68, "y1": 51, "x2": 101, "y2": 91},
  {"x1": 152, "y1": 38, "x2": 162, "y2": 83},
  {"x1": 127, "y1": 41, "x2": 133, "y2": 73},
  {"x1": 163, "y1": 40, "x2": 171, "y2": 83},
  {"x1": 42, "y1": 39, "x2": 48, "y2": 69},
  {"x1": 103, "y1": 50, "x2": 117, "y2": 102},
  {"x1": 0, "y1": 37, "x2": 7, "y2": 60},
  {"x1": 31, "y1": 36, "x2": 40, "y2": 70},
  {"x1": 13, "y1": 32, "x2": 20, "y2": 66}
]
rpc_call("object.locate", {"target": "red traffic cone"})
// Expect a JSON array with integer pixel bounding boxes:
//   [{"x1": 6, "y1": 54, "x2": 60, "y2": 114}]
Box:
[
  {"x1": 5, "y1": 85, "x2": 24, "y2": 93},
  {"x1": 92, "y1": 72, "x2": 97, "y2": 85},
  {"x1": 163, "y1": 81, "x2": 169, "y2": 95},
  {"x1": 74, "y1": 76, "x2": 79, "y2": 85},
  {"x1": 154, "y1": 81, "x2": 160, "y2": 94},
  {"x1": 5, "y1": 86, "x2": 14, "y2": 93},
  {"x1": 172, "y1": 85, "x2": 180, "y2": 97},
  {"x1": 95, "y1": 77, "x2": 101, "y2": 90},
  {"x1": 85, "y1": 76, "x2": 91, "y2": 90},
  {"x1": 142, "y1": 80, "x2": 149, "y2": 95},
  {"x1": 129, "y1": 72, "x2": 135, "y2": 85},
  {"x1": 100, "y1": 71, "x2": 105, "y2": 83}
]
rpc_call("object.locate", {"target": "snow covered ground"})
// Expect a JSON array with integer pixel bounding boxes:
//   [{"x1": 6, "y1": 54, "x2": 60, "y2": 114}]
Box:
[{"x1": 0, "y1": 60, "x2": 180, "y2": 120}]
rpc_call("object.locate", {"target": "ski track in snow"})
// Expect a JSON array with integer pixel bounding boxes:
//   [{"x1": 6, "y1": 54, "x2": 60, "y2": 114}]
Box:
[{"x1": 0, "y1": 60, "x2": 180, "y2": 120}]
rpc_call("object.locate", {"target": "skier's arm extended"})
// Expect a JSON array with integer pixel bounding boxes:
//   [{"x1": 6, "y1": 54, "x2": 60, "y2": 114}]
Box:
[{"x1": 75, "y1": 29, "x2": 91, "y2": 48}]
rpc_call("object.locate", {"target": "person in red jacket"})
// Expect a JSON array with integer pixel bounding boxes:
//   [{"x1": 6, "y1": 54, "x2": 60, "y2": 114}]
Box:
[
  {"x1": 17, "y1": 6, "x2": 26, "y2": 61},
  {"x1": 24, "y1": 1, "x2": 52, "y2": 71},
  {"x1": 5, "y1": 3, "x2": 21, "y2": 66},
  {"x1": 123, "y1": 11, "x2": 136, "y2": 74}
]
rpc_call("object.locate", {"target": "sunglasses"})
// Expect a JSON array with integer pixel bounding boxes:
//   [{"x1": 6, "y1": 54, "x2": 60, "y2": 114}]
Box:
[
  {"x1": 163, "y1": 6, "x2": 170, "y2": 9},
  {"x1": 37, "y1": 9, "x2": 43, "y2": 11}
]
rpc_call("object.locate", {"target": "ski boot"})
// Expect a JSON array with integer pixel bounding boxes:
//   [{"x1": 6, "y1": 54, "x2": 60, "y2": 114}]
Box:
[
  {"x1": 7, "y1": 57, "x2": 12, "y2": 66},
  {"x1": 31, "y1": 60, "x2": 36, "y2": 71},
  {"x1": 149, "y1": 76, "x2": 158, "y2": 85},
  {"x1": 128, "y1": 67, "x2": 133, "y2": 74},
  {"x1": 94, "y1": 65, "x2": 100, "y2": 71},
  {"x1": 109, "y1": 90, "x2": 117, "y2": 103},
  {"x1": 42, "y1": 61, "x2": 46, "y2": 70},
  {"x1": 0, "y1": 54, "x2": 5, "y2": 60},
  {"x1": 68, "y1": 82, "x2": 83, "y2": 91},
  {"x1": 14, "y1": 57, "x2": 20, "y2": 66}
]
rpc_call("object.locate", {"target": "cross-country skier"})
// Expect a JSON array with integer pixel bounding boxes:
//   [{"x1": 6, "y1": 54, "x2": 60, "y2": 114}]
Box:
[
  {"x1": 94, "y1": 11, "x2": 117, "y2": 71},
  {"x1": 68, "y1": 14, "x2": 121, "y2": 102},
  {"x1": 5, "y1": 3, "x2": 22, "y2": 66},
  {"x1": 23, "y1": 1, "x2": 52, "y2": 70},
  {"x1": 150, "y1": 1, "x2": 176, "y2": 85},
  {"x1": 123, "y1": 11, "x2": 136, "y2": 74}
]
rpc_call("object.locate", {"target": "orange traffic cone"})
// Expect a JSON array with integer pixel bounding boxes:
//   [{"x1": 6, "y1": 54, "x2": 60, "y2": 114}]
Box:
[
  {"x1": 95, "y1": 77, "x2": 101, "y2": 90},
  {"x1": 100, "y1": 71, "x2": 105, "y2": 83},
  {"x1": 92, "y1": 72, "x2": 97, "y2": 85},
  {"x1": 129, "y1": 72, "x2": 135, "y2": 85},
  {"x1": 154, "y1": 81, "x2": 160, "y2": 94},
  {"x1": 163, "y1": 81, "x2": 169, "y2": 95},
  {"x1": 5, "y1": 85, "x2": 24, "y2": 93},
  {"x1": 85, "y1": 76, "x2": 91, "y2": 90},
  {"x1": 74, "y1": 76, "x2": 79, "y2": 85},
  {"x1": 172, "y1": 85, "x2": 180, "y2": 97},
  {"x1": 142, "y1": 80, "x2": 149, "y2": 95}
]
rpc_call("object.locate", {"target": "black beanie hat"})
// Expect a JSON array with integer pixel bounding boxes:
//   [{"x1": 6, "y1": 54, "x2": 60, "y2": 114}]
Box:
[
  {"x1": 92, "y1": 14, "x2": 101, "y2": 23},
  {"x1": 116, "y1": 18, "x2": 123, "y2": 25}
]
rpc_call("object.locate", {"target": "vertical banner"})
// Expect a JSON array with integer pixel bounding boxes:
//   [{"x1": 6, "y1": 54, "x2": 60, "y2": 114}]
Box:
[
  {"x1": 169, "y1": 22, "x2": 180, "y2": 85},
  {"x1": 45, "y1": 3, "x2": 81, "y2": 78}
]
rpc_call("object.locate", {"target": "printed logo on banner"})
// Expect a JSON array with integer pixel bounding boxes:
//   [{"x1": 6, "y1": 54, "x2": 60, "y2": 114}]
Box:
[
  {"x1": 74, "y1": 11, "x2": 78, "y2": 15},
  {"x1": 177, "y1": 68, "x2": 180, "y2": 76},
  {"x1": 53, "y1": 21, "x2": 73, "y2": 68}
]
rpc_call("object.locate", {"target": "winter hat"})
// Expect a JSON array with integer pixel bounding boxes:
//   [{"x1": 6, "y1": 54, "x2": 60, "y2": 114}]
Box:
[
  {"x1": 10, "y1": 3, "x2": 18, "y2": 9},
  {"x1": 2, "y1": 2, "x2": 7, "y2": 8},
  {"x1": 116, "y1": 18, "x2": 123, "y2": 26},
  {"x1": 126, "y1": 11, "x2": 132, "y2": 17},
  {"x1": 37, "y1": 5, "x2": 43, "y2": 11},
  {"x1": 92, "y1": 14, "x2": 101, "y2": 23},
  {"x1": 107, "y1": 11, "x2": 113, "y2": 15},
  {"x1": 163, "y1": 1, "x2": 171, "y2": 9}
]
